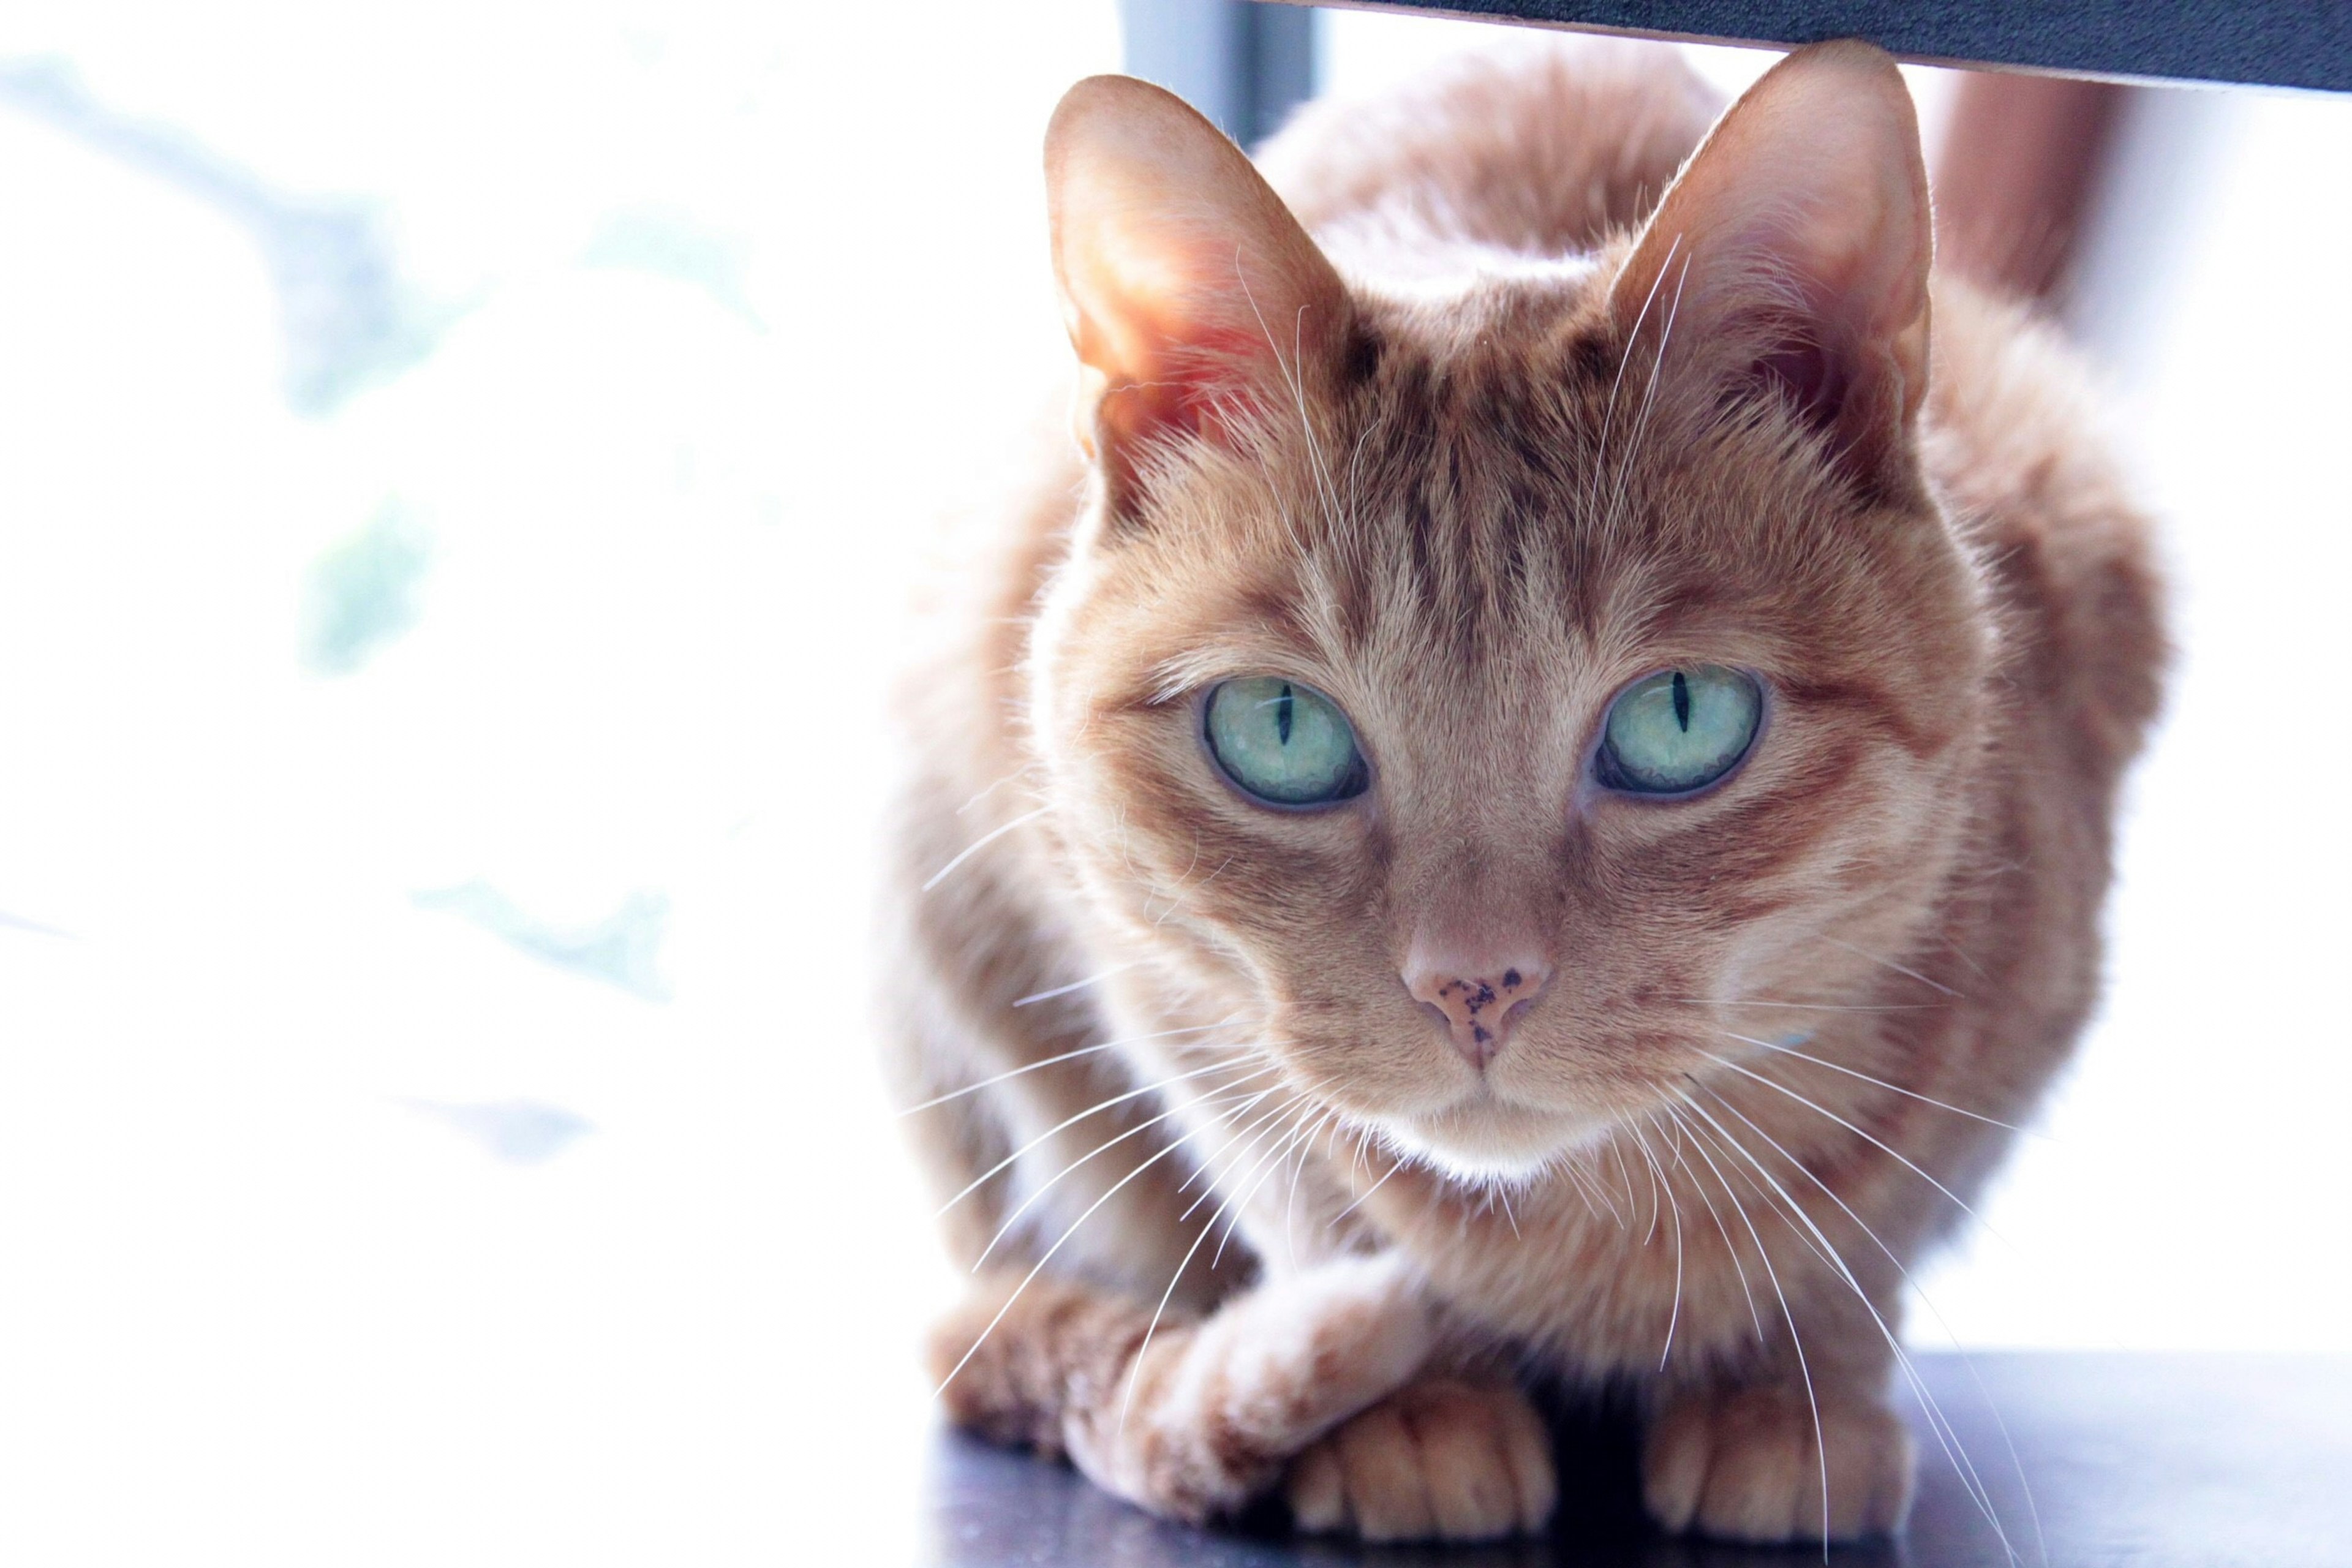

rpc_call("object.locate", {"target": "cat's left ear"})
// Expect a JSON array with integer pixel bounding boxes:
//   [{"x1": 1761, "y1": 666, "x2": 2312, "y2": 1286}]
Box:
[
  {"x1": 1610, "y1": 42, "x2": 1931, "y2": 492},
  {"x1": 1046, "y1": 75, "x2": 1350, "y2": 507}
]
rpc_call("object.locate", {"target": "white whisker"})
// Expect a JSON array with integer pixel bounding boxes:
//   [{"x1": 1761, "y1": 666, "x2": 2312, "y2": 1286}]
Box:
[
  {"x1": 1212, "y1": 1101, "x2": 1322, "y2": 1270},
  {"x1": 1496, "y1": 1183, "x2": 1522, "y2": 1240},
  {"x1": 1666, "y1": 1089, "x2": 1830, "y2": 1551},
  {"x1": 1284, "y1": 1107, "x2": 1338, "y2": 1267},
  {"x1": 1824, "y1": 935, "x2": 1960, "y2": 997},
  {"x1": 921, "y1": 804, "x2": 1052, "y2": 892},
  {"x1": 1011, "y1": 962, "x2": 1137, "y2": 1009},
  {"x1": 1333, "y1": 1145, "x2": 1404, "y2": 1223},
  {"x1": 1696, "y1": 1085, "x2": 2043, "y2": 1566},
  {"x1": 1177, "y1": 1090, "x2": 1307, "y2": 1218},
  {"x1": 1725, "y1": 1031, "x2": 2037, "y2": 1136},
  {"x1": 1679, "y1": 1088, "x2": 2022, "y2": 1564},
  {"x1": 934, "y1": 1115, "x2": 1238, "y2": 1400},
  {"x1": 1658, "y1": 1104, "x2": 1763, "y2": 1340},
  {"x1": 1589, "y1": 231, "x2": 1681, "y2": 528},
  {"x1": 956, "y1": 769, "x2": 1038, "y2": 816},
  {"x1": 897, "y1": 1019, "x2": 1240, "y2": 1115},
  {"x1": 971, "y1": 1069, "x2": 1279, "y2": 1268},
  {"x1": 1118, "y1": 1095, "x2": 1313, "y2": 1427},
  {"x1": 1629, "y1": 1117, "x2": 1686, "y2": 1369},
  {"x1": 1695, "y1": 1048, "x2": 2003, "y2": 1240},
  {"x1": 1602, "y1": 248, "x2": 1691, "y2": 538},
  {"x1": 1672, "y1": 997, "x2": 1939, "y2": 1014},
  {"x1": 1234, "y1": 261, "x2": 1342, "y2": 552},
  {"x1": 940, "y1": 1052, "x2": 1264, "y2": 1218}
]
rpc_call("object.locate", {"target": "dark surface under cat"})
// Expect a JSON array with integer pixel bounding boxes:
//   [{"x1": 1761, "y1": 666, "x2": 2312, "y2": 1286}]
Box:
[{"x1": 918, "y1": 1352, "x2": 2351, "y2": 1566}]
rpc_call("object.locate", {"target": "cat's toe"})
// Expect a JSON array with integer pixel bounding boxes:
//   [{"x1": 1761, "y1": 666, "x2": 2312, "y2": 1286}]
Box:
[
  {"x1": 1643, "y1": 1385, "x2": 1913, "y2": 1543},
  {"x1": 1287, "y1": 1378, "x2": 1556, "y2": 1542}
]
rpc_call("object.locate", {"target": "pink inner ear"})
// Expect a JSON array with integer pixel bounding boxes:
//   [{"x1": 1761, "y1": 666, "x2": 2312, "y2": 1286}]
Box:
[
  {"x1": 1047, "y1": 76, "x2": 1348, "y2": 470},
  {"x1": 1096, "y1": 308, "x2": 1286, "y2": 448},
  {"x1": 1610, "y1": 44, "x2": 1931, "y2": 434},
  {"x1": 1084, "y1": 260, "x2": 1328, "y2": 454},
  {"x1": 1754, "y1": 339, "x2": 1841, "y2": 428},
  {"x1": 1164, "y1": 300, "x2": 1292, "y2": 422}
]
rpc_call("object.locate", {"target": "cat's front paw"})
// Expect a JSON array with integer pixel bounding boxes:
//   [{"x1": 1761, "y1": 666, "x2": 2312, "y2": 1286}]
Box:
[
  {"x1": 1643, "y1": 1384, "x2": 1913, "y2": 1543},
  {"x1": 1287, "y1": 1378, "x2": 1556, "y2": 1542},
  {"x1": 937, "y1": 1255, "x2": 1436, "y2": 1526}
]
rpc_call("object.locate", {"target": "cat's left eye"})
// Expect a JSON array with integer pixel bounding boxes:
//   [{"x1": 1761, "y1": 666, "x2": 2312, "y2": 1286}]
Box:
[
  {"x1": 1595, "y1": 666, "x2": 1763, "y2": 796},
  {"x1": 1203, "y1": 677, "x2": 1369, "y2": 807}
]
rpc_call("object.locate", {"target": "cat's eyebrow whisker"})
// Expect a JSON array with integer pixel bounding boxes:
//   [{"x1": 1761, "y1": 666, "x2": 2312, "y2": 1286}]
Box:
[
  {"x1": 1343, "y1": 409, "x2": 1384, "y2": 554},
  {"x1": 1694, "y1": 1048, "x2": 2003, "y2": 1240},
  {"x1": 1287, "y1": 302, "x2": 1347, "y2": 543},
  {"x1": 1822, "y1": 935, "x2": 1962, "y2": 998},
  {"x1": 1722, "y1": 1031, "x2": 2041, "y2": 1137},
  {"x1": 1602, "y1": 246, "x2": 1692, "y2": 541},
  {"x1": 1233, "y1": 261, "x2": 1341, "y2": 552},
  {"x1": 1589, "y1": 229, "x2": 1680, "y2": 528},
  {"x1": 921, "y1": 804, "x2": 1054, "y2": 893},
  {"x1": 897, "y1": 1018, "x2": 1244, "y2": 1114},
  {"x1": 1012, "y1": 962, "x2": 1139, "y2": 1009},
  {"x1": 1693, "y1": 1085, "x2": 2043, "y2": 1566}
]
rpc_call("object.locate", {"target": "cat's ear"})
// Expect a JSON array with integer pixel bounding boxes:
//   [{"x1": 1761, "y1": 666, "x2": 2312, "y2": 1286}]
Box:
[
  {"x1": 1609, "y1": 42, "x2": 1931, "y2": 491},
  {"x1": 1046, "y1": 75, "x2": 1349, "y2": 502}
]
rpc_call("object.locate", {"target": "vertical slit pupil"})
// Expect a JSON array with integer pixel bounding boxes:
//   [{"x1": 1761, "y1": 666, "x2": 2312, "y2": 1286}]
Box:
[
  {"x1": 1671, "y1": 671, "x2": 1691, "y2": 732},
  {"x1": 1276, "y1": 682, "x2": 1294, "y2": 744}
]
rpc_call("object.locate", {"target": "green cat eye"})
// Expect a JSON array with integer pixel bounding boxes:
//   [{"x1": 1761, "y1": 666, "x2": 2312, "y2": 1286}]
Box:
[
  {"x1": 1596, "y1": 666, "x2": 1763, "y2": 796},
  {"x1": 1203, "y1": 677, "x2": 1369, "y2": 807}
]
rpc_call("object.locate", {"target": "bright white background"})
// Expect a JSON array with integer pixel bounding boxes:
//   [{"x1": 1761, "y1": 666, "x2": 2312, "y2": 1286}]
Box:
[{"x1": 0, "y1": 4, "x2": 2342, "y2": 1562}]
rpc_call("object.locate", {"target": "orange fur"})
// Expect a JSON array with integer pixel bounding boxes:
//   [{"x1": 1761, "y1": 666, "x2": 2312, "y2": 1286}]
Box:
[{"x1": 887, "y1": 38, "x2": 2163, "y2": 1545}]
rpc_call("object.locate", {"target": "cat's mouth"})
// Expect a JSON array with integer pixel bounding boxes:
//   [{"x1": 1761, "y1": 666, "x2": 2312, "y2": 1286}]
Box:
[{"x1": 1376, "y1": 1090, "x2": 1605, "y2": 1186}]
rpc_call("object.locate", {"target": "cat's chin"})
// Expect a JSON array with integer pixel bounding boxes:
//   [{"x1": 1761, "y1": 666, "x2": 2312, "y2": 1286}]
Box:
[{"x1": 1377, "y1": 1098, "x2": 1602, "y2": 1188}]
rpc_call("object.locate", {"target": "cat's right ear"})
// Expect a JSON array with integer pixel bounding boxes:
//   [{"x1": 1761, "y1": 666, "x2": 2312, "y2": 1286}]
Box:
[
  {"x1": 1046, "y1": 76, "x2": 1349, "y2": 510},
  {"x1": 1607, "y1": 42, "x2": 1932, "y2": 499}
]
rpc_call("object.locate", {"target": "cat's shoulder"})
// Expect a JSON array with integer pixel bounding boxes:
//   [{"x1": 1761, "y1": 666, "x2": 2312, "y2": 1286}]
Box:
[{"x1": 1925, "y1": 280, "x2": 2167, "y2": 769}]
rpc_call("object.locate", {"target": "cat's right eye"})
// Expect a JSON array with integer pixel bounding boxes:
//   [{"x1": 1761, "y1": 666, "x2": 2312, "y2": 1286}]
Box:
[
  {"x1": 1203, "y1": 677, "x2": 1369, "y2": 807},
  {"x1": 1595, "y1": 666, "x2": 1763, "y2": 796}
]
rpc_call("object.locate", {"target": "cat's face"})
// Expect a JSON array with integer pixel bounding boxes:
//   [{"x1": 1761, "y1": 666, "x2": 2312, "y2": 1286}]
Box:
[{"x1": 1031, "y1": 50, "x2": 1987, "y2": 1181}]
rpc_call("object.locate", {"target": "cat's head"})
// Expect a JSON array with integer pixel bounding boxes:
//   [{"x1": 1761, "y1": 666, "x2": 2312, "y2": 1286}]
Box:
[{"x1": 1027, "y1": 43, "x2": 1991, "y2": 1183}]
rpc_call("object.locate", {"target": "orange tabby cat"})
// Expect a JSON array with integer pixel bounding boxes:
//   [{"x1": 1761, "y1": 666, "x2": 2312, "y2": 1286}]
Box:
[{"x1": 883, "y1": 38, "x2": 2162, "y2": 1545}]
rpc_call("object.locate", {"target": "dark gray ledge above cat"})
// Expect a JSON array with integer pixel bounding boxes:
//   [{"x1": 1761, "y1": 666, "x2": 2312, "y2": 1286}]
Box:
[{"x1": 1310, "y1": 1, "x2": 2352, "y2": 92}]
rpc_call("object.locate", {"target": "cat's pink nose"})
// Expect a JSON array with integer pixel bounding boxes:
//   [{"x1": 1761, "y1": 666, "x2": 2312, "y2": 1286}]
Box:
[{"x1": 1403, "y1": 957, "x2": 1548, "y2": 1069}]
